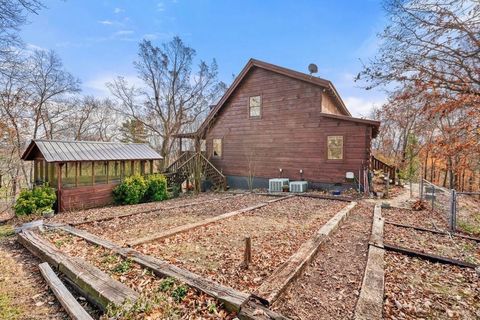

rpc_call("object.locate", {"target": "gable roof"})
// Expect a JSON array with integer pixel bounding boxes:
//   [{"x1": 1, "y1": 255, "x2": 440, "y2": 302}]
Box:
[
  {"x1": 21, "y1": 140, "x2": 163, "y2": 162},
  {"x1": 197, "y1": 58, "x2": 351, "y2": 136}
]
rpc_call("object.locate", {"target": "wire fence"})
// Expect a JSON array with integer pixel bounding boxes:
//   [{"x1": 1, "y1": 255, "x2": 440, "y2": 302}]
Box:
[{"x1": 419, "y1": 179, "x2": 480, "y2": 235}]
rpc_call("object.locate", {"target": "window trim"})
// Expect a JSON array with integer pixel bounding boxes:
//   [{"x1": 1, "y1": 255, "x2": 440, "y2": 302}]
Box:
[
  {"x1": 248, "y1": 94, "x2": 262, "y2": 119},
  {"x1": 326, "y1": 135, "x2": 345, "y2": 162},
  {"x1": 212, "y1": 138, "x2": 223, "y2": 159}
]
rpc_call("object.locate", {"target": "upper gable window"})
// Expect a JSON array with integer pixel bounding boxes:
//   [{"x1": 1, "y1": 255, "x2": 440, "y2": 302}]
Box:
[
  {"x1": 213, "y1": 138, "x2": 222, "y2": 158},
  {"x1": 249, "y1": 95, "x2": 261, "y2": 118},
  {"x1": 327, "y1": 136, "x2": 344, "y2": 160}
]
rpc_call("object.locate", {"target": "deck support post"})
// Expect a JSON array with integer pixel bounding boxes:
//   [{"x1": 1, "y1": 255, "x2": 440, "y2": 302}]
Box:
[
  {"x1": 56, "y1": 163, "x2": 64, "y2": 212},
  {"x1": 150, "y1": 160, "x2": 154, "y2": 174},
  {"x1": 75, "y1": 162, "x2": 79, "y2": 187},
  {"x1": 106, "y1": 161, "x2": 110, "y2": 184},
  {"x1": 91, "y1": 161, "x2": 95, "y2": 186}
]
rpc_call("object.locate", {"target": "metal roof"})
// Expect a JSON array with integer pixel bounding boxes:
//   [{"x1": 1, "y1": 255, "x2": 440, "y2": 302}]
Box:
[{"x1": 21, "y1": 139, "x2": 163, "y2": 162}]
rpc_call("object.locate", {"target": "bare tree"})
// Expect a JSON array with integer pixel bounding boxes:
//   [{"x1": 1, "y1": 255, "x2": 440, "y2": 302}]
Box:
[
  {"x1": 29, "y1": 49, "x2": 80, "y2": 139},
  {"x1": 0, "y1": 0, "x2": 43, "y2": 72},
  {"x1": 108, "y1": 37, "x2": 225, "y2": 166}
]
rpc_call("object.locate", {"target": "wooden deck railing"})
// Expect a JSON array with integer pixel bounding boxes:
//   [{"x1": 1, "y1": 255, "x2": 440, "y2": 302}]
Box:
[{"x1": 371, "y1": 155, "x2": 396, "y2": 184}]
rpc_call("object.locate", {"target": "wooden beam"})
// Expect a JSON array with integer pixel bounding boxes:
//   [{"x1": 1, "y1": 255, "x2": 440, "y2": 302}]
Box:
[
  {"x1": 127, "y1": 195, "x2": 293, "y2": 247},
  {"x1": 57, "y1": 163, "x2": 63, "y2": 212},
  {"x1": 255, "y1": 201, "x2": 357, "y2": 305},
  {"x1": 149, "y1": 160, "x2": 154, "y2": 174},
  {"x1": 296, "y1": 193, "x2": 354, "y2": 202},
  {"x1": 106, "y1": 161, "x2": 109, "y2": 184},
  {"x1": 70, "y1": 194, "x2": 240, "y2": 226},
  {"x1": 75, "y1": 162, "x2": 79, "y2": 187},
  {"x1": 91, "y1": 161, "x2": 95, "y2": 186},
  {"x1": 17, "y1": 230, "x2": 139, "y2": 311},
  {"x1": 131, "y1": 160, "x2": 134, "y2": 176},
  {"x1": 355, "y1": 204, "x2": 385, "y2": 320},
  {"x1": 383, "y1": 243, "x2": 478, "y2": 269},
  {"x1": 38, "y1": 262, "x2": 93, "y2": 320}
]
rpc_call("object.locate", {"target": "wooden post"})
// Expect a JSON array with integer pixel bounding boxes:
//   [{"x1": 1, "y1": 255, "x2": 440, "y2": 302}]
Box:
[
  {"x1": 106, "y1": 161, "x2": 110, "y2": 184},
  {"x1": 131, "y1": 161, "x2": 135, "y2": 176},
  {"x1": 140, "y1": 160, "x2": 145, "y2": 176},
  {"x1": 57, "y1": 163, "x2": 63, "y2": 212},
  {"x1": 244, "y1": 236, "x2": 252, "y2": 268},
  {"x1": 150, "y1": 160, "x2": 154, "y2": 174},
  {"x1": 91, "y1": 161, "x2": 95, "y2": 186},
  {"x1": 75, "y1": 162, "x2": 79, "y2": 187},
  {"x1": 121, "y1": 161, "x2": 126, "y2": 179}
]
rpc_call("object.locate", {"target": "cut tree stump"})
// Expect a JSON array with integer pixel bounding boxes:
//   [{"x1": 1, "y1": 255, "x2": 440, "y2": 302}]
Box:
[
  {"x1": 355, "y1": 204, "x2": 385, "y2": 320},
  {"x1": 127, "y1": 195, "x2": 293, "y2": 247},
  {"x1": 255, "y1": 201, "x2": 357, "y2": 305},
  {"x1": 18, "y1": 230, "x2": 139, "y2": 311},
  {"x1": 38, "y1": 262, "x2": 93, "y2": 320}
]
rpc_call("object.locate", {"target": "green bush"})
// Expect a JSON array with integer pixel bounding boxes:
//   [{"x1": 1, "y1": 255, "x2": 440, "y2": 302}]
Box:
[
  {"x1": 113, "y1": 175, "x2": 148, "y2": 205},
  {"x1": 14, "y1": 185, "x2": 56, "y2": 216},
  {"x1": 144, "y1": 174, "x2": 168, "y2": 202}
]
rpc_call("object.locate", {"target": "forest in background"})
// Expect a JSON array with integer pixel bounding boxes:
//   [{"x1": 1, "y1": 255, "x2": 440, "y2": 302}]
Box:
[{"x1": 361, "y1": 0, "x2": 479, "y2": 191}]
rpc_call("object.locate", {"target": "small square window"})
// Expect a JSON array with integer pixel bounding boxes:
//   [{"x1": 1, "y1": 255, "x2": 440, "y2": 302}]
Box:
[
  {"x1": 327, "y1": 136, "x2": 343, "y2": 160},
  {"x1": 213, "y1": 138, "x2": 222, "y2": 158},
  {"x1": 249, "y1": 96, "x2": 261, "y2": 118}
]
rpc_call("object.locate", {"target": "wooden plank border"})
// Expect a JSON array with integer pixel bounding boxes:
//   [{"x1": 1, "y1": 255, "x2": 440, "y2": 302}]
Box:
[
  {"x1": 71, "y1": 194, "x2": 241, "y2": 226},
  {"x1": 255, "y1": 201, "x2": 357, "y2": 305},
  {"x1": 355, "y1": 204, "x2": 385, "y2": 320},
  {"x1": 296, "y1": 193, "x2": 354, "y2": 202},
  {"x1": 127, "y1": 195, "x2": 294, "y2": 247},
  {"x1": 38, "y1": 262, "x2": 94, "y2": 320},
  {"x1": 18, "y1": 230, "x2": 139, "y2": 311}
]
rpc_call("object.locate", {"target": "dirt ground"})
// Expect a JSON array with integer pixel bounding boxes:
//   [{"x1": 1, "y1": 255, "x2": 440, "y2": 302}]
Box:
[
  {"x1": 78, "y1": 193, "x2": 272, "y2": 244},
  {"x1": 135, "y1": 197, "x2": 347, "y2": 293},
  {"x1": 384, "y1": 252, "x2": 480, "y2": 320},
  {"x1": 382, "y1": 207, "x2": 450, "y2": 230},
  {"x1": 48, "y1": 192, "x2": 223, "y2": 225},
  {"x1": 42, "y1": 229, "x2": 235, "y2": 319},
  {"x1": 0, "y1": 228, "x2": 67, "y2": 320},
  {"x1": 272, "y1": 202, "x2": 373, "y2": 319},
  {"x1": 384, "y1": 224, "x2": 480, "y2": 265}
]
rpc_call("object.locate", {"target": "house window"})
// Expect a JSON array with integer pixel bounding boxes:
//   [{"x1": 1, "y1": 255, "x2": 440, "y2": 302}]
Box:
[
  {"x1": 213, "y1": 138, "x2": 222, "y2": 158},
  {"x1": 327, "y1": 136, "x2": 343, "y2": 160},
  {"x1": 249, "y1": 95, "x2": 261, "y2": 118}
]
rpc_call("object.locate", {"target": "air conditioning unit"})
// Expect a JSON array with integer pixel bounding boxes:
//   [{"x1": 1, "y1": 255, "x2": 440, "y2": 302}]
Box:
[
  {"x1": 289, "y1": 181, "x2": 308, "y2": 193},
  {"x1": 269, "y1": 178, "x2": 289, "y2": 192}
]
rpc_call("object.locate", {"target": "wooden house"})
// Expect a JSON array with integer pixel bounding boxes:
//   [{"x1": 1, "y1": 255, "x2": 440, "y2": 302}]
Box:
[
  {"x1": 21, "y1": 140, "x2": 162, "y2": 212},
  {"x1": 175, "y1": 59, "x2": 385, "y2": 190}
]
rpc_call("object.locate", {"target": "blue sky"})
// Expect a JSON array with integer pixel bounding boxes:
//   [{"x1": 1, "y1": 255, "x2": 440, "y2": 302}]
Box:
[{"x1": 21, "y1": 0, "x2": 387, "y2": 117}]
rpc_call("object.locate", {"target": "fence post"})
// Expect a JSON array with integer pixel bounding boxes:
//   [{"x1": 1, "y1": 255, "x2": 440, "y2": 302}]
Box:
[
  {"x1": 420, "y1": 179, "x2": 424, "y2": 200},
  {"x1": 449, "y1": 189, "x2": 457, "y2": 233},
  {"x1": 431, "y1": 185, "x2": 435, "y2": 210}
]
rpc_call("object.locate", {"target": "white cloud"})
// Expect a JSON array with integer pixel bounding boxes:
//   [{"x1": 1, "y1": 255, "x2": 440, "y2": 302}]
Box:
[
  {"x1": 157, "y1": 2, "x2": 165, "y2": 11},
  {"x1": 114, "y1": 30, "x2": 134, "y2": 36},
  {"x1": 84, "y1": 74, "x2": 144, "y2": 98},
  {"x1": 343, "y1": 96, "x2": 386, "y2": 118},
  {"x1": 98, "y1": 20, "x2": 114, "y2": 25},
  {"x1": 114, "y1": 7, "x2": 124, "y2": 14}
]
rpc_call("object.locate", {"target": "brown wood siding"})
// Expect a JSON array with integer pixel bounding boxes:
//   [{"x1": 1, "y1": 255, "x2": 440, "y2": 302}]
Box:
[
  {"x1": 321, "y1": 92, "x2": 344, "y2": 115},
  {"x1": 60, "y1": 183, "x2": 118, "y2": 212},
  {"x1": 205, "y1": 67, "x2": 373, "y2": 184}
]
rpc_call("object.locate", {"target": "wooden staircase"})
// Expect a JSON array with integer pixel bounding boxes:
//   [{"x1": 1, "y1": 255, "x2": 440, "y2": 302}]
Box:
[
  {"x1": 370, "y1": 155, "x2": 396, "y2": 184},
  {"x1": 163, "y1": 152, "x2": 227, "y2": 191}
]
